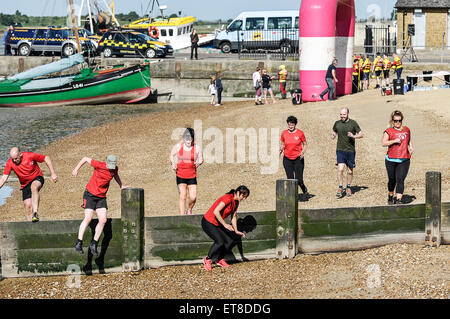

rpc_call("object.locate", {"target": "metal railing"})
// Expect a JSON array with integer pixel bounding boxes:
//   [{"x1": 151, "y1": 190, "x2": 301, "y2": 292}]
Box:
[
  {"x1": 364, "y1": 25, "x2": 397, "y2": 57},
  {"x1": 237, "y1": 28, "x2": 299, "y2": 60}
]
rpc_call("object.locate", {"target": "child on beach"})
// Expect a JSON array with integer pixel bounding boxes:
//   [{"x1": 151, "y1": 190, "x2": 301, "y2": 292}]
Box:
[{"x1": 208, "y1": 77, "x2": 217, "y2": 106}]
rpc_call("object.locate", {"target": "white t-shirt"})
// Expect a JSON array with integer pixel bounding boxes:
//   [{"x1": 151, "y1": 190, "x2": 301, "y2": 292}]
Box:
[
  {"x1": 252, "y1": 71, "x2": 261, "y2": 88},
  {"x1": 209, "y1": 83, "x2": 217, "y2": 95}
]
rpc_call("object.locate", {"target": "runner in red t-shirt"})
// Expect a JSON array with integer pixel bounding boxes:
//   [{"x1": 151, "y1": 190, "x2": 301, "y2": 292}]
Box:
[
  {"x1": 382, "y1": 110, "x2": 414, "y2": 205},
  {"x1": 72, "y1": 155, "x2": 129, "y2": 256},
  {"x1": 279, "y1": 116, "x2": 309, "y2": 197},
  {"x1": 0, "y1": 147, "x2": 58, "y2": 222},
  {"x1": 201, "y1": 186, "x2": 249, "y2": 270},
  {"x1": 169, "y1": 128, "x2": 203, "y2": 215}
]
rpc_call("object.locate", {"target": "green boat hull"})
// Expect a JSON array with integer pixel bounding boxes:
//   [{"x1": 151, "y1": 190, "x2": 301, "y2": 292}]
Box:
[{"x1": 0, "y1": 64, "x2": 151, "y2": 107}]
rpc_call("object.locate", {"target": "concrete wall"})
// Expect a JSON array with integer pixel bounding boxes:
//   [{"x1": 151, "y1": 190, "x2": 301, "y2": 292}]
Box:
[{"x1": 2, "y1": 56, "x2": 450, "y2": 103}]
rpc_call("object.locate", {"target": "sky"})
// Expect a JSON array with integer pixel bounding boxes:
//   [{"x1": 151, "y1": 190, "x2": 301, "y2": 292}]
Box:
[{"x1": 1, "y1": 0, "x2": 397, "y2": 21}]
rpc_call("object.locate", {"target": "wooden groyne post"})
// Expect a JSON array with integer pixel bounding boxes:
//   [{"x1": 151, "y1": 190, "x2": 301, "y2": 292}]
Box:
[
  {"x1": 276, "y1": 179, "x2": 298, "y2": 259},
  {"x1": 425, "y1": 171, "x2": 441, "y2": 247},
  {"x1": 121, "y1": 188, "x2": 145, "y2": 271}
]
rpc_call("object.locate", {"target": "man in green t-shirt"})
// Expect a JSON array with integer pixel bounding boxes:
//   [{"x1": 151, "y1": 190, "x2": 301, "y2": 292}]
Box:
[{"x1": 331, "y1": 107, "x2": 363, "y2": 198}]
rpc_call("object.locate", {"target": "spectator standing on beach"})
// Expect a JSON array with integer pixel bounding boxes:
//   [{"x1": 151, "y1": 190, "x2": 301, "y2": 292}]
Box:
[
  {"x1": 279, "y1": 116, "x2": 308, "y2": 195},
  {"x1": 319, "y1": 58, "x2": 338, "y2": 100},
  {"x1": 215, "y1": 73, "x2": 223, "y2": 106},
  {"x1": 170, "y1": 128, "x2": 203, "y2": 215},
  {"x1": 0, "y1": 147, "x2": 58, "y2": 222},
  {"x1": 3, "y1": 25, "x2": 13, "y2": 56},
  {"x1": 382, "y1": 53, "x2": 392, "y2": 87},
  {"x1": 190, "y1": 29, "x2": 199, "y2": 60},
  {"x1": 262, "y1": 69, "x2": 277, "y2": 104},
  {"x1": 372, "y1": 52, "x2": 383, "y2": 88},
  {"x1": 72, "y1": 155, "x2": 128, "y2": 255},
  {"x1": 382, "y1": 110, "x2": 413, "y2": 205},
  {"x1": 252, "y1": 67, "x2": 262, "y2": 105},
  {"x1": 278, "y1": 65, "x2": 288, "y2": 99},
  {"x1": 208, "y1": 77, "x2": 217, "y2": 106},
  {"x1": 392, "y1": 53, "x2": 403, "y2": 80},
  {"x1": 201, "y1": 186, "x2": 249, "y2": 270},
  {"x1": 331, "y1": 108, "x2": 363, "y2": 198},
  {"x1": 362, "y1": 55, "x2": 372, "y2": 90}
]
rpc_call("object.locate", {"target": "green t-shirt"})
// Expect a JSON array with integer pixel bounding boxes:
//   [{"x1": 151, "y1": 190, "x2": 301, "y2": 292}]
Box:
[{"x1": 333, "y1": 119, "x2": 361, "y2": 152}]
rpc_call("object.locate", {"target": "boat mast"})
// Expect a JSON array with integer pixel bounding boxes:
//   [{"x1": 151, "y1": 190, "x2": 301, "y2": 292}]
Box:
[{"x1": 68, "y1": 0, "x2": 82, "y2": 53}]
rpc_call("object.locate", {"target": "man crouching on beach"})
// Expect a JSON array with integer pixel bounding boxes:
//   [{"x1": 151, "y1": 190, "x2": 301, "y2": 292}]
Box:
[
  {"x1": 0, "y1": 147, "x2": 58, "y2": 222},
  {"x1": 72, "y1": 155, "x2": 129, "y2": 256}
]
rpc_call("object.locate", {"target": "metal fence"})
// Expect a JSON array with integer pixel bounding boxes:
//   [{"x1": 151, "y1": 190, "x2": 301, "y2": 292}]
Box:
[
  {"x1": 364, "y1": 25, "x2": 397, "y2": 57},
  {"x1": 237, "y1": 28, "x2": 299, "y2": 60}
]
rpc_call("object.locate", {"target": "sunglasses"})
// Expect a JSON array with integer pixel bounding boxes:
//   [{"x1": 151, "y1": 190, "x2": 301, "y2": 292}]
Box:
[{"x1": 393, "y1": 119, "x2": 402, "y2": 123}]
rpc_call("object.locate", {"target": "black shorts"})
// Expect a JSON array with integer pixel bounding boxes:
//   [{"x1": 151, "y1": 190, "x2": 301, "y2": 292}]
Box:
[
  {"x1": 176, "y1": 176, "x2": 197, "y2": 186},
  {"x1": 82, "y1": 189, "x2": 108, "y2": 210},
  {"x1": 21, "y1": 176, "x2": 44, "y2": 201},
  {"x1": 383, "y1": 70, "x2": 390, "y2": 78},
  {"x1": 375, "y1": 70, "x2": 382, "y2": 77}
]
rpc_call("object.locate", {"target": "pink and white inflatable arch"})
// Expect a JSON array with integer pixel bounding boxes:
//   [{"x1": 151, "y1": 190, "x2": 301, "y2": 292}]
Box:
[{"x1": 299, "y1": 0, "x2": 355, "y2": 101}]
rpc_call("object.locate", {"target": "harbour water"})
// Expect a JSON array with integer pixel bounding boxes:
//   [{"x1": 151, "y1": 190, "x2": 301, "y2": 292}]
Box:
[{"x1": 0, "y1": 102, "x2": 196, "y2": 205}]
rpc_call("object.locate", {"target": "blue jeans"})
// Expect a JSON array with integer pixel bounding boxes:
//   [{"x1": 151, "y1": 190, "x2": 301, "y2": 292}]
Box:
[{"x1": 320, "y1": 78, "x2": 335, "y2": 100}]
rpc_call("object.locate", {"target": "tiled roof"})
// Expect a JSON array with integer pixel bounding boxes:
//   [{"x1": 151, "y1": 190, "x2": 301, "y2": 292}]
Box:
[{"x1": 395, "y1": 0, "x2": 450, "y2": 8}]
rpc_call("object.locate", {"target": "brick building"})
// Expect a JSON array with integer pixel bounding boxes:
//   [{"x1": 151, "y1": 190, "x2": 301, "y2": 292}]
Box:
[{"x1": 396, "y1": 0, "x2": 450, "y2": 49}]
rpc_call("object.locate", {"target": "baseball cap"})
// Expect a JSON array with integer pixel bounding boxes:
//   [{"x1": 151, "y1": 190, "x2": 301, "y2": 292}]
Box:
[{"x1": 106, "y1": 154, "x2": 117, "y2": 169}]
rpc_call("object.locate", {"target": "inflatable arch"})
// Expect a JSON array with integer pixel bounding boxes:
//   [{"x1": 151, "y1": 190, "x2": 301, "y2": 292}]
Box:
[{"x1": 299, "y1": 0, "x2": 355, "y2": 101}]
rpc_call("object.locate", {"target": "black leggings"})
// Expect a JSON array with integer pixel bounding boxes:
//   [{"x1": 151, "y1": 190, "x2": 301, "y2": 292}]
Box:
[
  {"x1": 201, "y1": 217, "x2": 234, "y2": 261},
  {"x1": 385, "y1": 159, "x2": 410, "y2": 194},
  {"x1": 283, "y1": 156, "x2": 306, "y2": 192}
]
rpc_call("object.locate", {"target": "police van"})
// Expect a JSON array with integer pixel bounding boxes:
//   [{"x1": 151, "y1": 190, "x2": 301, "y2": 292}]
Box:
[
  {"x1": 8, "y1": 26, "x2": 96, "y2": 57},
  {"x1": 97, "y1": 30, "x2": 173, "y2": 58},
  {"x1": 213, "y1": 10, "x2": 299, "y2": 53}
]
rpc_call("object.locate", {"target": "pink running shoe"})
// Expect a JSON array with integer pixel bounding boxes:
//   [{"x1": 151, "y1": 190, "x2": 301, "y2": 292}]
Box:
[
  {"x1": 216, "y1": 258, "x2": 230, "y2": 268},
  {"x1": 203, "y1": 257, "x2": 212, "y2": 271},
  {"x1": 186, "y1": 209, "x2": 192, "y2": 215}
]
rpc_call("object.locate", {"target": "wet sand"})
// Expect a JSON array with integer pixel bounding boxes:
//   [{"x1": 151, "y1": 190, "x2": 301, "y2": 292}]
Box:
[{"x1": 0, "y1": 89, "x2": 449, "y2": 221}]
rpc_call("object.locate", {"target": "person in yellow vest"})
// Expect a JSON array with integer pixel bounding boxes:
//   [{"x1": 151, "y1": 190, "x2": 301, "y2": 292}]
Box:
[
  {"x1": 358, "y1": 55, "x2": 364, "y2": 91},
  {"x1": 372, "y1": 52, "x2": 383, "y2": 89},
  {"x1": 278, "y1": 65, "x2": 288, "y2": 99},
  {"x1": 392, "y1": 53, "x2": 403, "y2": 80},
  {"x1": 352, "y1": 58, "x2": 360, "y2": 94},
  {"x1": 382, "y1": 53, "x2": 392, "y2": 87},
  {"x1": 362, "y1": 56, "x2": 372, "y2": 90}
]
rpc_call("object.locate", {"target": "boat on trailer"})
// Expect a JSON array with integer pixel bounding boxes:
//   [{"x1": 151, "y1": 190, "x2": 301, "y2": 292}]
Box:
[{"x1": 123, "y1": 0, "x2": 216, "y2": 50}]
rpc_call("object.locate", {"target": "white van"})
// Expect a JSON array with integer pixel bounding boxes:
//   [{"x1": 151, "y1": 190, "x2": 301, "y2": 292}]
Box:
[{"x1": 213, "y1": 10, "x2": 299, "y2": 53}]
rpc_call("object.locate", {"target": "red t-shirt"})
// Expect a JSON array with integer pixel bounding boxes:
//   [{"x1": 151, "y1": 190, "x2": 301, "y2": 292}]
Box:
[
  {"x1": 204, "y1": 193, "x2": 239, "y2": 226},
  {"x1": 281, "y1": 129, "x2": 306, "y2": 160},
  {"x1": 385, "y1": 126, "x2": 411, "y2": 159},
  {"x1": 85, "y1": 159, "x2": 118, "y2": 197},
  {"x1": 176, "y1": 144, "x2": 197, "y2": 179},
  {"x1": 3, "y1": 152, "x2": 45, "y2": 189}
]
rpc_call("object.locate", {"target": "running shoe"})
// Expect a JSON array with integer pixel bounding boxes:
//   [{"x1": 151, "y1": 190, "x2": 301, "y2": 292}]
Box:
[
  {"x1": 216, "y1": 259, "x2": 230, "y2": 268},
  {"x1": 393, "y1": 197, "x2": 405, "y2": 205},
  {"x1": 89, "y1": 240, "x2": 99, "y2": 257},
  {"x1": 388, "y1": 195, "x2": 394, "y2": 205},
  {"x1": 186, "y1": 210, "x2": 192, "y2": 215},
  {"x1": 346, "y1": 187, "x2": 352, "y2": 197},
  {"x1": 203, "y1": 256, "x2": 212, "y2": 271},
  {"x1": 74, "y1": 241, "x2": 84, "y2": 254},
  {"x1": 31, "y1": 212, "x2": 39, "y2": 223},
  {"x1": 336, "y1": 187, "x2": 344, "y2": 198}
]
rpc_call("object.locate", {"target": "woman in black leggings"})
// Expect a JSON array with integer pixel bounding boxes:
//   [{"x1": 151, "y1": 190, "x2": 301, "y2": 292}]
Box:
[
  {"x1": 382, "y1": 110, "x2": 413, "y2": 204},
  {"x1": 201, "y1": 186, "x2": 249, "y2": 270},
  {"x1": 280, "y1": 116, "x2": 308, "y2": 194}
]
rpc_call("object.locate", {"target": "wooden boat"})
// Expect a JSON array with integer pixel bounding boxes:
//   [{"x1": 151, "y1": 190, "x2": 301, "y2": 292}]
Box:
[{"x1": 0, "y1": 59, "x2": 151, "y2": 108}]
